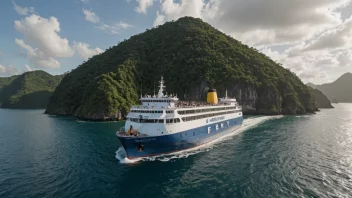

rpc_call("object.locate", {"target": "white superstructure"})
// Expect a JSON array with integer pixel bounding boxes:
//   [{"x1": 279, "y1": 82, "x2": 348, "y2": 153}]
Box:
[{"x1": 122, "y1": 76, "x2": 242, "y2": 137}]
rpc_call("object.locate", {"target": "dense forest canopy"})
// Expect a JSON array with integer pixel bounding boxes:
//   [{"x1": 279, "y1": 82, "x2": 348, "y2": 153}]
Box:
[
  {"x1": 0, "y1": 71, "x2": 63, "y2": 108},
  {"x1": 46, "y1": 17, "x2": 317, "y2": 120}
]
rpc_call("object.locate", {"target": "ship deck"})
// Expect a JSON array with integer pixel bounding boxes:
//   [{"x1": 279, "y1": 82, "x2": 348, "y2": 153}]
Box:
[{"x1": 131, "y1": 101, "x2": 239, "y2": 110}]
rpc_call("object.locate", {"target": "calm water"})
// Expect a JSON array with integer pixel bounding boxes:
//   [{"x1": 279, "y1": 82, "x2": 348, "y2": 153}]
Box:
[{"x1": 0, "y1": 104, "x2": 352, "y2": 198}]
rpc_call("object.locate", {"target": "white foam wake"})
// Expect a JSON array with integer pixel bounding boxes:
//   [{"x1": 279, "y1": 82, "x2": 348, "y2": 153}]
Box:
[{"x1": 115, "y1": 115, "x2": 283, "y2": 164}]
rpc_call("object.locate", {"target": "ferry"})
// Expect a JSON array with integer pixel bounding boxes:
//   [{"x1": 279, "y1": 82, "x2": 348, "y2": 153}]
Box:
[{"x1": 116, "y1": 77, "x2": 243, "y2": 159}]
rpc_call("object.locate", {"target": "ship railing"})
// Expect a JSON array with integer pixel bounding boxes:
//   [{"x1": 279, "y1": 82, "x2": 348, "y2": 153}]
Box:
[
  {"x1": 116, "y1": 127, "x2": 148, "y2": 137},
  {"x1": 131, "y1": 103, "x2": 234, "y2": 110}
]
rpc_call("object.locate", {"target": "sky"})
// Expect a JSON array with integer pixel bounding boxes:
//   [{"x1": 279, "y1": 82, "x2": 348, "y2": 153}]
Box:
[{"x1": 0, "y1": 0, "x2": 352, "y2": 84}]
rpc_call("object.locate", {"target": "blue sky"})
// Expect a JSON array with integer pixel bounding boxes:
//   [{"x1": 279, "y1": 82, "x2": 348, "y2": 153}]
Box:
[
  {"x1": 1, "y1": 0, "x2": 352, "y2": 84},
  {"x1": 0, "y1": 0, "x2": 156, "y2": 75}
]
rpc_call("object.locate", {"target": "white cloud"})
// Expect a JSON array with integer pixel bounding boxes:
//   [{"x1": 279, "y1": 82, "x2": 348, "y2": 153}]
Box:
[
  {"x1": 153, "y1": 0, "x2": 350, "y2": 46},
  {"x1": 135, "y1": 0, "x2": 154, "y2": 14},
  {"x1": 15, "y1": 14, "x2": 74, "y2": 58},
  {"x1": 25, "y1": 64, "x2": 32, "y2": 72},
  {"x1": 337, "y1": 50, "x2": 352, "y2": 67},
  {"x1": 14, "y1": 14, "x2": 76, "y2": 69},
  {"x1": 96, "y1": 24, "x2": 120, "y2": 35},
  {"x1": 82, "y1": 9, "x2": 133, "y2": 34},
  {"x1": 96, "y1": 21, "x2": 133, "y2": 34},
  {"x1": 12, "y1": 0, "x2": 34, "y2": 16},
  {"x1": 117, "y1": 21, "x2": 133, "y2": 29},
  {"x1": 83, "y1": 8, "x2": 100, "y2": 23},
  {"x1": 15, "y1": 38, "x2": 60, "y2": 69},
  {"x1": 152, "y1": 0, "x2": 352, "y2": 83},
  {"x1": 0, "y1": 64, "x2": 19, "y2": 77},
  {"x1": 0, "y1": 65, "x2": 5, "y2": 73},
  {"x1": 303, "y1": 17, "x2": 352, "y2": 51},
  {"x1": 153, "y1": 0, "x2": 205, "y2": 26},
  {"x1": 73, "y1": 41, "x2": 104, "y2": 60},
  {"x1": 80, "y1": 0, "x2": 89, "y2": 4}
]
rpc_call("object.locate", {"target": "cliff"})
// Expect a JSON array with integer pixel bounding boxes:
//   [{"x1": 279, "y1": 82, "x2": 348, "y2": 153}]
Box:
[
  {"x1": 0, "y1": 71, "x2": 64, "y2": 108},
  {"x1": 45, "y1": 17, "x2": 317, "y2": 120}
]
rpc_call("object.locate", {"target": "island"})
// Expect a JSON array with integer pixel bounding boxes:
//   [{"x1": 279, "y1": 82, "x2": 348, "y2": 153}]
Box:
[{"x1": 45, "y1": 17, "x2": 317, "y2": 121}]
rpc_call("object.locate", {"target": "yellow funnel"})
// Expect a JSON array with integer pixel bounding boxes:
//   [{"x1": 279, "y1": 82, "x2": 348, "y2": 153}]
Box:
[{"x1": 207, "y1": 89, "x2": 218, "y2": 104}]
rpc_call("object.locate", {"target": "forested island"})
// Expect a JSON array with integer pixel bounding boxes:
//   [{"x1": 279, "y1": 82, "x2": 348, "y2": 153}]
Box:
[
  {"x1": 0, "y1": 71, "x2": 63, "y2": 108},
  {"x1": 44, "y1": 17, "x2": 317, "y2": 121}
]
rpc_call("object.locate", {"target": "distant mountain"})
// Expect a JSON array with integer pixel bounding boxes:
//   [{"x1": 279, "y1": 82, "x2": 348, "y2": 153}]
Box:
[
  {"x1": 315, "y1": 73, "x2": 352, "y2": 103},
  {"x1": 309, "y1": 88, "x2": 334, "y2": 108},
  {"x1": 46, "y1": 17, "x2": 317, "y2": 121},
  {"x1": 0, "y1": 71, "x2": 64, "y2": 108}
]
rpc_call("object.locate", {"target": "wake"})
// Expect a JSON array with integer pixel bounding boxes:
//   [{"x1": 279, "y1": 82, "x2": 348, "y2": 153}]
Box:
[{"x1": 115, "y1": 115, "x2": 283, "y2": 164}]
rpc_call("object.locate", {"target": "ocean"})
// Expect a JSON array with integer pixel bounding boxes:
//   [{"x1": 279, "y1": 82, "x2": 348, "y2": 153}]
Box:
[{"x1": 0, "y1": 104, "x2": 351, "y2": 197}]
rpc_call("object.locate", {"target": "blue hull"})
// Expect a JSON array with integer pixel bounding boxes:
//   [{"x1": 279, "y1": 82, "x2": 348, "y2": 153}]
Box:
[{"x1": 117, "y1": 116, "x2": 243, "y2": 159}]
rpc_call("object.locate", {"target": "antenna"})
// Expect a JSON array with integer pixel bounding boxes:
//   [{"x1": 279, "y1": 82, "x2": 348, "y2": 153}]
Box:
[{"x1": 157, "y1": 76, "x2": 165, "y2": 98}]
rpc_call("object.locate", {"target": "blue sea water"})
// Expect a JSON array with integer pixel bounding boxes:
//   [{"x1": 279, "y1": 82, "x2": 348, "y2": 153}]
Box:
[{"x1": 0, "y1": 104, "x2": 352, "y2": 198}]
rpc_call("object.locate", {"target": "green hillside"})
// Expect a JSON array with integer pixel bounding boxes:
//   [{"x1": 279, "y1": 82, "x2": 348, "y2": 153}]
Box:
[
  {"x1": 0, "y1": 71, "x2": 64, "y2": 108},
  {"x1": 46, "y1": 17, "x2": 317, "y2": 120}
]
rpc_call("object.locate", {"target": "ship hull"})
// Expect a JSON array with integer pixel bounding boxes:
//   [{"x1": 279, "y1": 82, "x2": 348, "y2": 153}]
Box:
[{"x1": 117, "y1": 116, "x2": 243, "y2": 159}]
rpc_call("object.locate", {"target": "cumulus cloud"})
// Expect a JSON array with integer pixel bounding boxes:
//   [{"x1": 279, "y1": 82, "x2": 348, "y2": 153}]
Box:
[
  {"x1": 12, "y1": 0, "x2": 34, "y2": 16},
  {"x1": 303, "y1": 17, "x2": 352, "y2": 51},
  {"x1": 15, "y1": 38, "x2": 60, "y2": 68},
  {"x1": 14, "y1": 14, "x2": 77, "y2": 69},
  {"x1": 154, "y1": 0, "x2": 350, "y2": 46},
  {"x1": 83, "y1": 8, "x2": 100, "y2": 23},
  {"x1": 0, "y1": 64, "x2": 19, "y2": 77},
  {"x1": 152, "y1": 0, "x2": 352, "y2": 83},
  {"x1": 15, "y1": 14, "x2": 74, "y2": 58},
  {"x1": 73, "y1": 41, "x2": 104, "y2": 60},
  {"x1": 261, "y1": 46, "x2": 342, "y2": 83},
  {"x1": 135, "y1": 0, "x2": 154, "y2": 14},
  {"x1": 153, "y1": 0, "x2": 205, "y2": 26}
]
